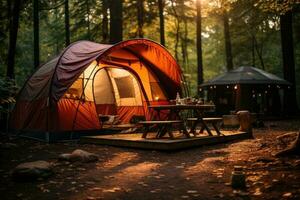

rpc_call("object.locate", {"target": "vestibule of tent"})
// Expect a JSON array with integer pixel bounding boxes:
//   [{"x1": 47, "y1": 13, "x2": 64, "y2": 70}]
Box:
[{"x1": 10, "y1": 39, "x2": 183, "y2": 141}]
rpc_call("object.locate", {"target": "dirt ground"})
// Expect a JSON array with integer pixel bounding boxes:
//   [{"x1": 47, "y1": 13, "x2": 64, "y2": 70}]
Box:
[{"x1": 1, "y1": 119, "x2": 300, "y2": 200}]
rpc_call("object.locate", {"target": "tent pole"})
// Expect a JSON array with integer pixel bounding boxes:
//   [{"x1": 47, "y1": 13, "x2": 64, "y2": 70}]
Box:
[{"x1": 71, "y1": 63, "x2": 98, "y2": 136}]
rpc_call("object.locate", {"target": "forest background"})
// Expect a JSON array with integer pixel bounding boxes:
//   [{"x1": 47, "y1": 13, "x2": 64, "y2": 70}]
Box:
[{"x1": 0, "y1": 0, "x2": 299, "y2": 105}]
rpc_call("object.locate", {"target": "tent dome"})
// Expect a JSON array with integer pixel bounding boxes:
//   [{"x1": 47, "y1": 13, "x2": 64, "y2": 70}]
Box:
[{"x1": 11, "y1": 39, "x2": 183, "y2": 140}]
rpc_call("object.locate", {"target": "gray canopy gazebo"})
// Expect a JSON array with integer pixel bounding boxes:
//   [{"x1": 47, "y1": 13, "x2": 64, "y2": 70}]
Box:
[{"x1": 200, "y1": 66, "x2": 291, "y2": 115}]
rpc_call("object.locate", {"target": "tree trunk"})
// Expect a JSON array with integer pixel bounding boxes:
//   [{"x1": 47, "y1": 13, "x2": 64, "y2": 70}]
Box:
[
  {"x1": 252, "y1": 36, "x2": 255, "y2": 67},
  {"x1": 181, "y1": 20, "x2": 188, "y2": 70},
  {"x1": 170, "y1": 0, "x2": 179, "y2": 61},
  {"x1": 158, "y1": 0, "x2": 165, "y2": 46},
  {"x1": 86, "y1": 0, "x2": 91, "y2": 40},
  {"x1": 33, "y1": 0, "x2": 39, "y2": 69},
  {"x1": 196, "y1": 0, "x2": 203, "y2": 92},
  {"x1": 280, "y1": 11, "x2": 299, "y2": 114},
  {"x1": 137, "y1": 0, "x2": 144, "y2": 38},
  {"x1": 109, "y1": 0, "x2": 123, "y2": 44},
  {"x1": 7, "y1": 0, "x2": 21, "y2": 79},
  {"x1": 254, "y1": 36, "x2": 265, "y2": 70},
  {"x1": 223, "y1": 10, "x2": 233, "y2": 71},
  {"x1": 171, "y1": 0, "x2": 180, "y2": 62},
  {"x1": 102, "y1": 0, "x2": 109, "y2": 43},
  {"x1": 64, "y1": 0, "x2": 70, "y2": 46}
]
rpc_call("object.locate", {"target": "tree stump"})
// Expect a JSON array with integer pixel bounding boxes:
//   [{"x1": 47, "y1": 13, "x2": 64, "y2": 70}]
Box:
[{"x1": 237, "y1": 110, "x2": 253, "y2": 137}]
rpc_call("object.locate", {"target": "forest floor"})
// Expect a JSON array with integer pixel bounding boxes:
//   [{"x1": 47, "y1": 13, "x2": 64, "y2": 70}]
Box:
[{"x1": 1, "y1": 119, "x2": 300, "y2": 200}]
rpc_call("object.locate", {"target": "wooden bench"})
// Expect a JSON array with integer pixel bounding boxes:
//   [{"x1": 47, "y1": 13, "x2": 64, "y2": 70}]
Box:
[
  {"x1": 187, "y1": 117, "x2": 223, "y2": 136},
  {"x1": 138, "y1": 120, "x2": 189, "y2": 139}
]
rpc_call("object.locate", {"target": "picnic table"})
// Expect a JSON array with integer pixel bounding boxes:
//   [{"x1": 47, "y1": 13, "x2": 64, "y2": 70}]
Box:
[{"x1": 139, "y1": 104, "x2": 219, "y2": 139}]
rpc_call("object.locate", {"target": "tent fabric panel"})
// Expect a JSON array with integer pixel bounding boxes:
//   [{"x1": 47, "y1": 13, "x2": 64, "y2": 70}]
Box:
[
  {"x1": 117, "y1": 106, "x2": 145, "y2": 123},
  {"x1": 114, "y1": 76, "x2": 136, "y2": 98},
  {"x1": 10, "y1": 99, "x2": 48, "y2": 131},
  {"x1": 93, "y1": 69, "x2": 115, "y2": 104},
  {"x1": 95, "y1": 104, "x2": 117, "y2": 115},
  {"x1": 19, "y1": 57, "x2": 58, "y2": 101},
  {"x1": 52, "y1": 41, "x2": 112, "y2": 101},
  {"x1": 63, "y1": 78, "x2": 83, "y2": 99},
  {"x1": 126, "y1": 43, "x2": 181, "y2": 84},
  {"x1": 83, "y1": 61, "x2": 98, "y2": 101},
  {"x1": 108, "y1": 68, "x2": 143, "y2": 106},
  {"x1": 57, "y1": 99, "x2": 100, "y2": 131}
]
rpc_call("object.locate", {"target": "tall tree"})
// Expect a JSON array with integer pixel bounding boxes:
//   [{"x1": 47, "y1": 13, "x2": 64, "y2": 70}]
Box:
[
  {"x1": 64, "y1": 0, "x2": 70, "y2": 46},
  {"x1": 280, "y1": 10, "x2": 298, "y2": 113},
  {"x1": 170, "y1": 0, "x2": 180, "y2": 61},
  {"x1": 196, "y1": 0, "x2": 203, "y2": 92},
  {"x1": 102, "y1": 0, "x2": 109, "y2": 42},
  {"x1": 158, "y1": 0, "x2": 165, "y2": 46},
  {"x1": 7, "y1": 0, "x2": 21, "y2": 79},
  {"x1": 109, "y1": 0, "x2": 123, "y2": 43},
  {"x1": 33, "y1": 0, "x2": 39, "y2": 69},
  {"x1": 223, "y1": 9, "x2": 233, "y2": 71},
  {"x1": 86, "y1": 0, "x2": 91, "y2": 39},
  {"x1": 137, "y1": 0, "x2": 144, "y2": 37}
]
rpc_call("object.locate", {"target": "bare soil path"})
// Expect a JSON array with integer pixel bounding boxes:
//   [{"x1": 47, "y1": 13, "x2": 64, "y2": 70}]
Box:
[{"x1": 1, "y1": 119, "x2": 300, "y2": 200}]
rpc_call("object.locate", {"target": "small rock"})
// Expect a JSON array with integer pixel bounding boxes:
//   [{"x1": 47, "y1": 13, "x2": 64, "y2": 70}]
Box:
[
  {"x1": 12, "y1": 161, "x2": 53, "y2": 181},
  {"x1": 58, "y1": 153, "x2": 73, "y2": 161},
  {"x1": 252, "y1": 188, "x2": 262, "y2": 196},
  {"x1": 187, "y1": 190, "x2": 198, "y2": 194},
  {"x1": 282, "y1": 192, "x2": 293, "y2": 198},
  {"x1": 59, "y1": 149, "x2": 98, "y2": 162}
]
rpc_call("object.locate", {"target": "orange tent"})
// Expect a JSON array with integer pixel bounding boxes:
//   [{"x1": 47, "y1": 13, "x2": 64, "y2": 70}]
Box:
[{"x1": 10, "y1": 39, "x2": 184, "y2": 141}]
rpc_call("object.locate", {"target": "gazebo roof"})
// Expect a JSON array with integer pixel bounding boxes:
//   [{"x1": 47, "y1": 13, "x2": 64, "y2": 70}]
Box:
[{"x1": 201, "y1": 66, "x2": 291, "y2": 87}]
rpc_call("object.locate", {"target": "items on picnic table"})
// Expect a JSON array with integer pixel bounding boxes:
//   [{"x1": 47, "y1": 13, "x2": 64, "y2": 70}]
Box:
[{"x1": 173, "y1": 93, "x2": 215, "y2": 106}]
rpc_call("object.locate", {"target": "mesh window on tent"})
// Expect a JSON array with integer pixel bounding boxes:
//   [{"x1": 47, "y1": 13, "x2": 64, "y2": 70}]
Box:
[{"x1": 114, "y1": 76, "x2": 135, "y2": 98}]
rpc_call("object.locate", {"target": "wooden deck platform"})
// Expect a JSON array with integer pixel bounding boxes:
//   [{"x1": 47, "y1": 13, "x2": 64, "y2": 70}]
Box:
[{"x1": 80, "y1": 130, "x2": 252, "y2": 151}]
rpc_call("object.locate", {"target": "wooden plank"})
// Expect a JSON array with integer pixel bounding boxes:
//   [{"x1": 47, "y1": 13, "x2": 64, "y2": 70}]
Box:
[{"x1": 80, "y1": 131, "x2": 252, "y2": 151}]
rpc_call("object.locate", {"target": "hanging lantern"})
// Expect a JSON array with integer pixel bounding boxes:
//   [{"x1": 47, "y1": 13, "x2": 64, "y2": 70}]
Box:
[
  {"x1": 226, "y1": 85, "x2": 229, "y2": 89},
  {"x1": 234, "y1": 85, "x2": 238, "y2": 90}
]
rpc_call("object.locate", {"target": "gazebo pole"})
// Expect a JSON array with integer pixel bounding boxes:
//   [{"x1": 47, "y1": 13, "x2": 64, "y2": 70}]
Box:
[{"x1": 235, "y1": 84, "x2": 241, "y2": 112}]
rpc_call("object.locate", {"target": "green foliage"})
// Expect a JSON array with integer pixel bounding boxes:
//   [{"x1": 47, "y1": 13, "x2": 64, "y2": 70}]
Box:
[
  {"x1": 0, "y1": 77, "x2": 19, "y2": 112},
  {"x1": 255, "y1": 0, "x2": 300, "y2": 15},
  {"x1": 0, "y1": 0, "x2": 299, "y2": 102}
]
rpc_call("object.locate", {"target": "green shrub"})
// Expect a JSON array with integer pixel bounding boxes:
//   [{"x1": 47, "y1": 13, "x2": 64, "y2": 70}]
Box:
[{"x1": 0, "y1": 77, "x2": 19, "y2": 113}]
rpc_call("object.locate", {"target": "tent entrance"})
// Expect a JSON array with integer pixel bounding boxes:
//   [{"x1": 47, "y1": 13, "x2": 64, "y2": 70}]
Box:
[{"x1": 92, "y1": 67, "x2": 146, "y2": 125}]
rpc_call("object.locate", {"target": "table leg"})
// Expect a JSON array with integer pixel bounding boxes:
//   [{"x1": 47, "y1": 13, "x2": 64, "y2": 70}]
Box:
[
  {"x1": 212, "y1": 122, "x2": 222, "y2": 136},
  {"x1": 156, "y1": 124, "x2": 168, "y2": 138},
  {"x1": 142, "y1": 125, "x2": 149, "y2": 138},
  {"x1": 166, "y1": 124, "x2": 174, "y2": 139},
  {"x1": 200, "y1": 120, "x2": 213, "y2": 136},
  {"x1": 189, "y1": 120, "x2": 199, "y2": 135},
  {"x1": 179, "y1": 122, "x2": 190, "y2": 138}
]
